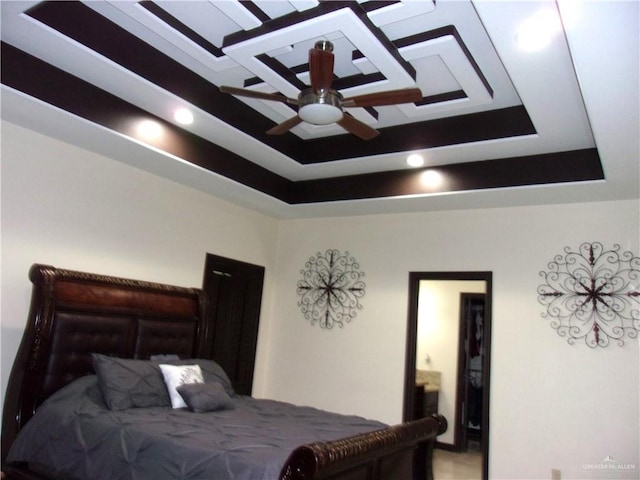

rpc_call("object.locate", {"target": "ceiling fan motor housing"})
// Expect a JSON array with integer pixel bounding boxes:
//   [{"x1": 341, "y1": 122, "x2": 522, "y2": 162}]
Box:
[{"x1": 298, "y1": 88, "x2": 343, "y2": 125}]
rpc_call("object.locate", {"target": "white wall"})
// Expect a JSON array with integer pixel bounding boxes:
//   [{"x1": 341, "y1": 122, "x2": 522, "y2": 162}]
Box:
[
  {"x1": 267, "y1": 201, "x2": 639, "y2": 479},
  {"x1": 0, "y1": 121, "x2": 280, "y2": 405},
  {"x1": 2, "y1": 121, "x2": 639, "y2": 479}
]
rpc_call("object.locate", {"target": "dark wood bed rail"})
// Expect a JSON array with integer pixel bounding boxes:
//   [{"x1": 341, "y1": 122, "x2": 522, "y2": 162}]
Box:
[{"x1": 280, "y1": 414, "x2": 447, "y2": 480}]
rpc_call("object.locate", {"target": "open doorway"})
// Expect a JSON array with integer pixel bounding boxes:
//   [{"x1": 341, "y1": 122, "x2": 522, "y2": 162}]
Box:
[
  {"x1": 456, "y1": 293, "x2": 485, "y2": 453},
  {"x1": 404, "y1": 272, "x2": 492, "y2": 480}
]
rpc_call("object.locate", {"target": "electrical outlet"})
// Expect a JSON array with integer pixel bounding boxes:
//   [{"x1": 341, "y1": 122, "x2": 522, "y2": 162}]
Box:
[{"x1": 551, "y1": 468, "x2": 561, "y2": 480}]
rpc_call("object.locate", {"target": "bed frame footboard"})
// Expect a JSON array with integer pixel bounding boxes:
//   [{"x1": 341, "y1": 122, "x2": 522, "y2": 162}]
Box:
[{"x1": 279, "y1": 413, "x2": 447, "y2": 480}]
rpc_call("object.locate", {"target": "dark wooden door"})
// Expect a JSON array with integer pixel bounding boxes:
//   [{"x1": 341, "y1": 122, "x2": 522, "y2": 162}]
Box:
[{"x1": 202, "y1": 254, "x2": 265, "y2": 396}]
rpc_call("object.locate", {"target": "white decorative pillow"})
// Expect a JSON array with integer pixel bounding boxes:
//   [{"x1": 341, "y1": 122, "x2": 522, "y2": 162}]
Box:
[{"x1": 158, "y1": 364, "x2": 204, "y2": 408}]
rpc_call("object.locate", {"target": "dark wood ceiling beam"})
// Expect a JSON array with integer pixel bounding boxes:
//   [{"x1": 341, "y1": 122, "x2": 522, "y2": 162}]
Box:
[
  {"x1": 287, "y1": 149, "x2": 604, "y2": 203},
  {"x1": 300, "y1": 105, "x2": 536, "y2": 163}
]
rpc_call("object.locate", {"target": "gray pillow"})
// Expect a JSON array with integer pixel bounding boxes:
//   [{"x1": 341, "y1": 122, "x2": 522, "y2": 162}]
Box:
[
  {"x1": 177, "y1": 382, "x2": 234, "y2": 413},
  {"x1": 92, "y1": 354, "x2": 170, "y2": 410},
  {"x1": 91, "y1": 354, "x2": 236, "y2": 410}
]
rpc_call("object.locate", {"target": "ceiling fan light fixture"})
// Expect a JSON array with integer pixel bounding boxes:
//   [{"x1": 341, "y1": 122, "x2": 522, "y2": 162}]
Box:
[
  {"x1": 298, "y1": 88, "x2": 343, "y2": 125},
  {"x1": 299, "y1": 103, "x2": 343, "y2": 125}
]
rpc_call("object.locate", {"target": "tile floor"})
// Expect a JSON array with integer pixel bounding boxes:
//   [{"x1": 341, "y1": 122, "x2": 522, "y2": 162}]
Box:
[{"x1": 433, "y1": 445, "x2": 483, "y2": 480}]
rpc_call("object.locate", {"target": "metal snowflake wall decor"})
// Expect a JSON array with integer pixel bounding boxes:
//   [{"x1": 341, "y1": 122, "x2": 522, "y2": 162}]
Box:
[
  {"x1": 538, "y1": 242, "x2": 640, "y2": 347},
  {"x1": 297, "y1": 249, "x2": 366, "y2": 329}
]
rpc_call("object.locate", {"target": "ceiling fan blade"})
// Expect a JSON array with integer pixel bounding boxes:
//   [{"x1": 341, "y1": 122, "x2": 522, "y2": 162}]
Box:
[
  {"x1": 337, "y1": 114, "x2": 380, "y2": 140},
  {"x1": 341, "y1": 88, "x2": 423, "y2": 108},
  {"x1": 219, "y1": 85, "x2": 298, "y2": 105},
  {"x1": 309, "y1": 42, "x2": 335, "y2": 92},
  {"x1": 266, "y1": 115, "x2": 304, "y2": 135}
]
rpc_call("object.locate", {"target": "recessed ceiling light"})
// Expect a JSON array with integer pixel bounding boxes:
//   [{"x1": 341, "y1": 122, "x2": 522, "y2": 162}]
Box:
[
  {"x1": 420, "y1": 170, "x2": 443, "y2": 188},
  {"x1": 407, "y1": 154, "x2": 424, "y2": 167},
  {"x1": 174, "y1": 108, "x2": 194, "y2": 125},
  {"x1": 515, "y1": 9, "x2": 562, "y2": 51},
  {"x1": 136, "y1": 120, "x2": 163, "y2": 139}
]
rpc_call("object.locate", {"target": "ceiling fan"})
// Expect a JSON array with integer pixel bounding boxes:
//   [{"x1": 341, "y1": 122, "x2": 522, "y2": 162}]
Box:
[{"x1": 219, "y1": 40, "x2": 423, "y2": 140}]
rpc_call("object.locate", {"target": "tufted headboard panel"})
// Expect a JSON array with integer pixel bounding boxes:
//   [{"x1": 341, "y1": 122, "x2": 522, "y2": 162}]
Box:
[{"x1": 1, "y1": 264, "x2": 211, "y2": 462}]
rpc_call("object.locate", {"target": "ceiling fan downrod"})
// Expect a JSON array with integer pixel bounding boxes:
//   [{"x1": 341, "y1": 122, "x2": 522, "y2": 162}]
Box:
[{"x1": 314, "y1": 40, "x2": 333, "y2": 52}]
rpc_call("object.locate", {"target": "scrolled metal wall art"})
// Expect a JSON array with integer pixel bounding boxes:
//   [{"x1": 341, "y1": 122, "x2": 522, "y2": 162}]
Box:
[
  {"x1": 538, "y1": 242, "x2": 640, "y2": 347},
  {"x1": 297, "y1": 249, "x2": 366, "y2": 329}
]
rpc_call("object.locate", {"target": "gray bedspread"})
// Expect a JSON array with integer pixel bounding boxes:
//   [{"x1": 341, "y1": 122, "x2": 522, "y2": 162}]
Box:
[{"x1": 7, "y1": 375, "x2": 386, "y2": 480}]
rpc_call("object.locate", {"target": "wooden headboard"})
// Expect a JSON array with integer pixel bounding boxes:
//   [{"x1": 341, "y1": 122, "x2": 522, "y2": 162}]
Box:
[{"x1": 1, "y1": 264, "x2": 211, "y2": 462}]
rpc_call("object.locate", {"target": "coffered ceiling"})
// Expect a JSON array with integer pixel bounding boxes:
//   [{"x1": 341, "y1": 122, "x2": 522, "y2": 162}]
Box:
[{"x1": 1, "y1": 1, "x2": 638, "y2": 218}]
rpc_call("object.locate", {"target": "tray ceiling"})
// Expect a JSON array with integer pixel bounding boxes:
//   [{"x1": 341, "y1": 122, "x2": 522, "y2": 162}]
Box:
[{"x1": 1, "y1": 1, "x2": 637, "y2": 218}]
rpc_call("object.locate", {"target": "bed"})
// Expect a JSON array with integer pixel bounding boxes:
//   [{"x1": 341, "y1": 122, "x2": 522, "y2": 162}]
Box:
[{"x1": 1, "y1": 264, "x2": 447, "y2": 480}]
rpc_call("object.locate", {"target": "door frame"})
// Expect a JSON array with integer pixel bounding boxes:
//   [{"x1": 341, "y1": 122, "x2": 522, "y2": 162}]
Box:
[{"x1": 403, "y1": 271, "x2": 492, "y2": 480}]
